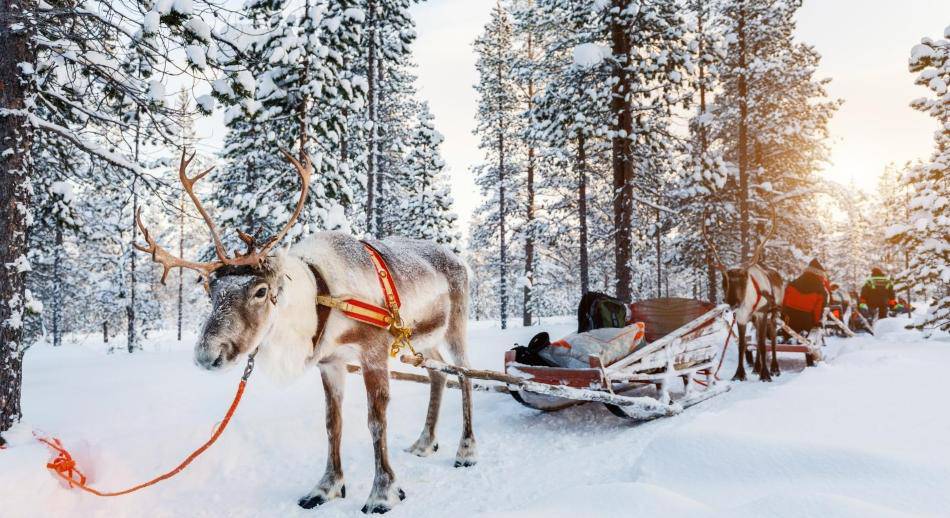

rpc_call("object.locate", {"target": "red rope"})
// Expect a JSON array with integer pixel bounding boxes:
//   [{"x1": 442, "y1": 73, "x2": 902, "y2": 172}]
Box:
[{"x1": 32, "y1": 353, "x2": 255, "y2": 497}]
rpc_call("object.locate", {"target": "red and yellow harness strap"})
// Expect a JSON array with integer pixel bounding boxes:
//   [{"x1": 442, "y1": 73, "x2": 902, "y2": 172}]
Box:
[{"x1": 315, "y1": 243, "x2": 416, "y2": 358}]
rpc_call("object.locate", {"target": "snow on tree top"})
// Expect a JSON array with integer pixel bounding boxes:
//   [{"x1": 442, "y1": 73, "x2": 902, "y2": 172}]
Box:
[{"x1": 573, "y1": 43, "x2": 609, "y2": 68}]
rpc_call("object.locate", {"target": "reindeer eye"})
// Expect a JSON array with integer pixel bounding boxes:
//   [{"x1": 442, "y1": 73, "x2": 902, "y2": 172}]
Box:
[{"x1": 254, "y1": 286, "x2": 268, "y2": 299}]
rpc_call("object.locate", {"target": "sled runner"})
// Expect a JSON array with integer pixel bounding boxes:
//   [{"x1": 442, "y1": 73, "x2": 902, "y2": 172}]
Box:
[{"x1": 498, "y1": 298, "x2": 731, "y2": 420}]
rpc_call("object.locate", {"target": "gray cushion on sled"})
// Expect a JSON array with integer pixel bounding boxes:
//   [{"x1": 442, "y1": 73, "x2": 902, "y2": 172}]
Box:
[{"x1": 538, "y1": 323, "x2": 646, "y2": 369}]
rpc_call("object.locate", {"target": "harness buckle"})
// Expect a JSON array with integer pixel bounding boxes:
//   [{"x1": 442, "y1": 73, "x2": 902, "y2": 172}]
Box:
[{"x1": 388, "y1": 309, "x2": 417, "y2": 358}]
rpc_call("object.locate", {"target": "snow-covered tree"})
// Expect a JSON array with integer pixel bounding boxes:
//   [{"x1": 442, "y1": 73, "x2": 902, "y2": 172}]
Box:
[
  {"x1": 391, "y1": 103, "x2": 459, "y2": 249},
  {"x1": 472, "y1": 3, "x2": 523, "y2": 329},
  {"x1": 1, "y1": 0, "x2": 255, "y2": 443},
  {"x1": 711, "y1": 0, "x2": 839, "y2": 276},
  {"x1": 889, "y1": 26, "x2": 950, "y2": 332},
  {"x1": 362, "y1": 0, "x2": 419, "y2": 236},
  {"x1": 215, "y1": 0, "x2": 366, "y2": 248}
]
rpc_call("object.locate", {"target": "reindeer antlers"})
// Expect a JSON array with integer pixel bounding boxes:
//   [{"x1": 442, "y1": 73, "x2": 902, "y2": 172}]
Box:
[
  {"x1": 133, "y1": 209, "x2": 223, "y2": 284},
  {"x1": 701, "y1": 204, "x2": 778, "y2": 270},
  {"x1": 747, "y1": 204, "x2": 777, "y2": 267},
  {"x1": 133, "y1": 146, "x2": 312, "y2": 285},
  {"x1": 700, "y1": 207, "x2": 727, "y2": 271}
]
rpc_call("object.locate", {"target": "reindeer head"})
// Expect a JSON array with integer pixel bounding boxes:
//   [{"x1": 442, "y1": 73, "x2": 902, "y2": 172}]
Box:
[
  {"x1": 702, "y1": 206, "x2": 776, "y2": 311},
  {"x1": 135, "y1": 148, "x2": 312, "y2": 370}
]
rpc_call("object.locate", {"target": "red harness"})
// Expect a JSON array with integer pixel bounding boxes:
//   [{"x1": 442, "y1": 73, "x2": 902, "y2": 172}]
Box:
[
  {"x1": 749, "y1": 275, "x2": 764, "y2": 312},
  {"x1": 315, "y1": 242, "x2": 414, "y2": 357}
]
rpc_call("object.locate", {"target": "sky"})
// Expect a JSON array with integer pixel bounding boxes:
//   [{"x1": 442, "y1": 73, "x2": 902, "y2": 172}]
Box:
[{"x1": 193, "y1": 0, "x2": 950, "y2": 232}]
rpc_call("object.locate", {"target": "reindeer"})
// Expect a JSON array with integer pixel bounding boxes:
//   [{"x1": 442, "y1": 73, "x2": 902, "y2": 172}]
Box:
[
  {"x1": 703, "y1": 209, "x2": 785, "y2": 382},
  {"x1": 134, "y1": 150, "x2": 476, "y2": 514}
]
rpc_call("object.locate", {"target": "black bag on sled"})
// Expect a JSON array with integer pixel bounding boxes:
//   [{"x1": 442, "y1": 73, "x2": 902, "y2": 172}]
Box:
[
  {"x1": 577, "y1": 291, "x2": 629, "y2": 333},
  {"x1": 511, "y1": 332, "x2": 557, "y2": 367}
]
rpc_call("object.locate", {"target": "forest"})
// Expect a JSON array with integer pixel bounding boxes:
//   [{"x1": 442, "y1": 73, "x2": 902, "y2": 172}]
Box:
[{"x1": 0, "y1": 0, "x2": 948, "y2": 464}]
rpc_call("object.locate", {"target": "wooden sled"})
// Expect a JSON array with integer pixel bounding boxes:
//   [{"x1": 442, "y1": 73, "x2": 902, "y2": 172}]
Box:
[
  {"x1": 774, "y1": 317, "x2": 824, "y2": 365},
  {"x1": 498, "y1": 298, "x2": 731, "y2": 421}
]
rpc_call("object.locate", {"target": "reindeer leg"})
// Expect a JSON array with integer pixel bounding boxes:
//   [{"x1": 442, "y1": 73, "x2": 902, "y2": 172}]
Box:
[
  {"x1": 299, "y1": 361, "x2": 347, "y2": 509},
  {"x1": 743, "y1": 321, "x2": 755, "y2": 367},
  {"x1": 454, "y1": 373, "x2": 477, "y2": 468},
  {"x1": 445, "y1": 314, "x2": 477, "y2": 468},
  {"x1": 751, "y1": 320, "x2": 762, "y2": 375},
  {"x1": 406, "y1": 348, "x2": 445, "y2": 457},
  {"x1": 770, "y1": 310, "x2": 781, "y2": 376},
  {"x1": 757, "y1": 317, "x2": 772, "y2": 382},
  {"x1": 360, "y1": 349, "x2": 404, "y2": 514},
  {"x1": 732, "y1": 323, "x2": 748, "y2": 382}
]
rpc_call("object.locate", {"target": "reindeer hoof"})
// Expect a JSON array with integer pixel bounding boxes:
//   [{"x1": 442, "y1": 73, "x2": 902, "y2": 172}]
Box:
[
  {"x1": 299, "y1": 482, "x2": 345, "y2": 509},
  {"x1": 454, "y1": 437, "x2": 478, "y2": 468},
  {"x1": 759, "y1": 374, "x2": 772, "y2": 382},
  {"x1": 731, "y1": 373, "x2": 746, "y2": 382},
  {"x1": 362, "y1": 504, "x2": 390, "y2": 514},
  {"x1": 361, "y1": 486, "x2": 404, "y2": 514},
  {"x1": 406, "y1": 437, "x2": 439, "y2": 457},
  {"x1": 299, "y1": 495, "x2": 326, "y2": 509}
]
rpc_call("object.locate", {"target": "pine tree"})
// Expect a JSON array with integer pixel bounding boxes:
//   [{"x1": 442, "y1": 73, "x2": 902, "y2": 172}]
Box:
[
  {"x1": 26, "y1": 133, "x2": 83, "y2": 347},
  {"x1": 362, "y1": 0, "x2": 418, "y2": 236},
  {"x1": 391, "y1": 103, "x2": 459, "y2": 248},
  {"x1": 1, "y1": 0, "x2": 256, "y2": 443},
  {"x1": 472, "y1": 2, "x2": 523, "y2": 329},
  {"x1": 712, "y1": 0, "x2": 839, "y2": 275},
  {"x1": 216, "y1": 0, "x2": 367, "y2": 247},
  {"x1": 889, "y1": 26, "x2": 950, "y2": 332},
  {"x1": 674, "y1": 0, "x2": 728, "y2": 303},
  {"x1": 528, "y1": 0, "x2": 612, "y2": 300},
  {"x1": 591, "y1": 0, "x2": 691, "y2": 299}
]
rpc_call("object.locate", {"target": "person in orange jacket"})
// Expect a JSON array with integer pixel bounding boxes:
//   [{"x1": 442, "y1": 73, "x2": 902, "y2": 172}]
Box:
[{"x1": 782, "y1": 258, "x2": 830, "y2": 334}]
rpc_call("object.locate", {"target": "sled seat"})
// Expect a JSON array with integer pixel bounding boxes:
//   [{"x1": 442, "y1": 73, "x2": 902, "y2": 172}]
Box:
[{"x1": 629, "y1": 298, "x2": 717, "y2": 343}]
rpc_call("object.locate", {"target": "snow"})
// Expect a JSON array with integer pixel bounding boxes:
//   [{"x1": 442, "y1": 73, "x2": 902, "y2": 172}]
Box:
[
  {"x1": 49, "y1": 180, "x2": 74, "y2": 203},
  {"x1": 143, "y1": 11, "x2": 159, "y2": 34},
  {"x1": 184, "y1": 45, "x2": 207, "y2": 70},
  {"x1": 3, "y1": 318, "x2": 950, "y2": 517},
  {"x1": 572, "y1": 43, "x2": 609, "y2": 68},
  {"x1": 146, "y1": 80, "x2": 166, "y2": 104},
  {"x1": 185, "y1": 17, "x2": 211, "y2": 42},
  {"x1": 195, "y1": 94, "x2": 215, "y2": 113}
]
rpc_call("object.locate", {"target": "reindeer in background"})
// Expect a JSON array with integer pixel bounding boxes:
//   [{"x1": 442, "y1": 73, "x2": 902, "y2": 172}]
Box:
[
  {"x1": 703, "y1": 209, "x2": 785, "y2": 382},
  {"x1": 135, "y1": 150, "x2": 475, "y2": 514}
]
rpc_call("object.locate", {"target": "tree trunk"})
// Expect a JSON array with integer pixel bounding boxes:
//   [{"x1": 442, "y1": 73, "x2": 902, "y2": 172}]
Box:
[
  {"x1": 364, "y1": 0, "x2": 378, "y2": 235},
  {"x1": 737, "y1": 7, "x2": 750, "y2": 262},
  {"x1": 577, "y1": 132, "x2": 590, "y2": 297},
  {"x1": 698, "y1": 9, "x2": 717, "y2": 305},
  {"x1": 610, "y1": 0, "x2": 634, "y2": 301},
  {"x1": 498, "y1": 131, "x2": 508, "y2": 329},
  {"x1": 177, "y1": 193, "x2": 184, "y2": 342},
  {"x1": 128, "y1": 190, "x2": 137, "y2": 353},
  {"x1": 655, "y1": 208, "x2": 662, "y2": 298},
  {"x1": 706, "y1": 252, "x2": 718, "y2": 303},
  {"x1": 374, "y1": 59, "x2": 386, "y2": 237},
  {"x1": 0, "y1": 0, "x2": 34, "y2": 442},
  {"x1": 522, "y1": 36, "x2": 536, "y2": 327},
  {"x1": 53, "y1": 224, "x2": 63, "y2": 347},
  {"x1": 103, "y1": 321, "x2": 109, "y2": 343}
]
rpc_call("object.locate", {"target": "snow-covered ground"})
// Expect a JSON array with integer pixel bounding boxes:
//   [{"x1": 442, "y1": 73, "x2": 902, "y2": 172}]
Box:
[{"x1": 3, "y1": 316, "x2": 950, "y2": 518}]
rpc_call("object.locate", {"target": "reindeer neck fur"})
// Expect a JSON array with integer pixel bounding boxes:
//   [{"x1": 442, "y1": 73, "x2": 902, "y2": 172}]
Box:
[
  {"x1": 734, "y1": 264, "x2": 781, "y2": 326},
  {"x1": 254, "y1": 253, "x2": 319, "y2": 382}
]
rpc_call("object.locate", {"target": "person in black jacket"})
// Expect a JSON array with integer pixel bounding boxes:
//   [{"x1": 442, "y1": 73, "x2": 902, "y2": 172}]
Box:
[{"x1": 859, "y1": 267, "x2": 896, "y2": 320}]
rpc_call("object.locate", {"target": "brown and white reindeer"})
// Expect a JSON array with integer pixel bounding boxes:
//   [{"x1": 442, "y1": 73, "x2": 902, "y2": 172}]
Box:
[
  {"x1": 702, "y1": 209, "x2": 785, "y2": 382},
  {"x1": 135, "y1": 150, "x2": 476, "y2": 514}
]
